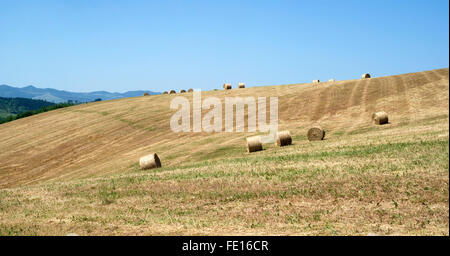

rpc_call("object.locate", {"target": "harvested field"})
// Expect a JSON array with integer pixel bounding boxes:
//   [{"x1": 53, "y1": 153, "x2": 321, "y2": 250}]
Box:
[{"x1": 0, "y1": 68, "x2": 448, "y2": 235}]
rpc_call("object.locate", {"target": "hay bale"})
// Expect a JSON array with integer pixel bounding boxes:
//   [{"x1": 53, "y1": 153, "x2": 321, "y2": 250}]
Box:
[
  {"x1": 169, "y1": 90, "x2": 176, "y2": 94},
  {"x1": 162, "y1": 91, "x2": 168, "y2": 94},
  {"x1": 246, "y1": 136, "x2": 263, "y2": 153},
  {"x1": 372, "y1": 111, "x2": 388, "y2": 125},
  {"x1": 180, "y1": 89, "x2": 186, "y2": 93},
  {"x1": 188, "y1": 88, "x2": 193, "y2": 92},
  {"x1": 328, "y1": 79, "x2": 335, "y2": 82},
  {"x1": 143, "y1": 92, "x2": 150, "y2": 96},
  {"x1": 238, "y1": 83, "x2": 245, "y2": 88},
  {"x1": 139, "y1": 153, "x2": 162, "y2": 170},
  {"x1": 313, "y1": 80, "x2": 320, "y2": 83},
  {"x1": 276, "y1": 130, "x2": 292, "y2": 147},
  {"x1": 307, "y1": 127, "x2": 325, "y2": 141},
  {"x1": 224, "y1": 84, "x2": 232, "y2": 90},
  {"x1": 362, "y1": 73, "x2": 371, "y2": 79}
]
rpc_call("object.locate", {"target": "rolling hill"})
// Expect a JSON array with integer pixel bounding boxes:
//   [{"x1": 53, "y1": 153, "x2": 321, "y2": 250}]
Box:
[
  {"x1": 0, "y1": 68, "x2": 448, "y2": 235},
  {"x1": 0, "y1": 84, "x2": 160, "y2": 103},
  {"x1": 0, "y1": 97, "x2": 55, "y2": 119}
]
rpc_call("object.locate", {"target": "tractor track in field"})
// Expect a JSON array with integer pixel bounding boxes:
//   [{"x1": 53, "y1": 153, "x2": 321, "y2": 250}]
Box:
[
  {"x1": 310, "y1": 84, "x2": 332, "y2": 122},
  {"x1": 344, "y1": 78, "x2": 372, "y2": 135}
]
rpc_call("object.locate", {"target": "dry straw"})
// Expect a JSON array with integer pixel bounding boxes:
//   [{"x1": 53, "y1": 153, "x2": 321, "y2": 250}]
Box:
[
  {"x1": 139, "y1": 153, "x2": 162, "y2": 170},
  {"x1": 238, "y1": 83, "x2": 245, "y2": 88},
  {"x1": 143, "y1": 92, "x2": 150, "y2": 96},
  {"x1": 276, "y1": 130, "x2": 292, "y2": 147},
  {"x1": 180, "y1": 89, "x2": 186, "y2": 93},
  {"x1": 246, "y1": 136, "x2": 263, "y2": 153},
  {"x1": 307, "y1": 127, "x2": 325, "y2": 141},
  {"x1": 163, "y1": 91, "x2": 168, "y2": 94},
  {"x1": 362, "y1": 73, "x2": 371, "y2": 79},
  {"x1": 328, "y1": 79, "x2": 335, "y2": 82},
  {"x1": 313, "y1": 80, "x2": 320, "y2": 83},
  {"x1": 169, "y1": 90, "x2": 176, "y2": 94},
  {"x1": 372, "y1": 111, "x2": 389, "y2": 125},
  {"x1": 224, "y1": 84, "x2": 232, "y2": 90},
  {"x1": 188, "y1": 88, "x2": 193, "y2": 92}
]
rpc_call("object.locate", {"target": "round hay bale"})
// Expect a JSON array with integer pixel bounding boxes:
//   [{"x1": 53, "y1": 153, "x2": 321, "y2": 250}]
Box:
[
  {"x1": 238, "y1": 83, "x2": 245, "y2": 88},
  {"x1": 276, "y1": 130, "x2": 292, "y2": 147},
  {"x1": 246, "y1": 136, "x2": 263, "y2": 153},
  {"x1": 313, "y1": 80, "x2": 320, "y2": 83},
  {"x1": 143, "y1": 92, "x2": 150, "y2": 96},
  {"x1": 188, "y1": 88, "x2": 193, "y2": 92},
  {"x1": 224, "y1": 84, "x2": 232, "y2": 90},
  {"x1": 180, "y1": 89, "x2": 186, "y2": 93},
  {"x1": 139, "y1": 153, "x2": 162, "y2": 170},
  {"x1": 362, "y1": 73, "x2": 371, "y2": 79},
  {"x1": 162, "y1": 91, "x2": 168, "y2": 94},
  {"x1": 372, "y1": 111, "x2": 388, "y2": 125},
  {"x1": 169, "y1": 90, "x2": 176, "y2": 94},
  {"x1": 307, "y1": 127, "x2": 325, "y2": 141},
  {"x1": 328, "y1": 78, "x2": 335, "y2": 82}
]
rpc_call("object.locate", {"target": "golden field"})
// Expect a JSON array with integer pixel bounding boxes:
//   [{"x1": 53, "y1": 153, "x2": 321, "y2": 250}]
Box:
[{"x1": 0, "y1": 68, "x2": 448, "y2": 235}]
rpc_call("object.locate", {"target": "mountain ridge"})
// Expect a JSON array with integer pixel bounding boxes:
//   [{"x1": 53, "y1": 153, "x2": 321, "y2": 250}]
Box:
[{"x1": 0, "y1": 84, "x2": 160, "y2": 103}]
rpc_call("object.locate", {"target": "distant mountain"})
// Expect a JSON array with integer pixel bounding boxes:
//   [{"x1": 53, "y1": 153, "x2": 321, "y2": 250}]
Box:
[{"x1": 0, "y1": 84, "x2": 160, "y2": 103}]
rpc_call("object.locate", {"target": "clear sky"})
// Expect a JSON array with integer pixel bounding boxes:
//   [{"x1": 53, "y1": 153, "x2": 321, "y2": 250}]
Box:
[{"x1": 0, "y1": 0, "x2": 448, "y2": 93}]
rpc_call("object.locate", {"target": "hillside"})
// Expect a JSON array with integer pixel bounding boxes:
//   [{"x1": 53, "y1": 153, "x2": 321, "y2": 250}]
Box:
[
  {"x1": 0, "y1": 85, "x2": 159, "y2": 103},
  {"x1": 0, "y1": 97, "x2": 55, "y2": 119},
  {"x1": 0, "y1": 68, "x2": 448, "y2": 235}
]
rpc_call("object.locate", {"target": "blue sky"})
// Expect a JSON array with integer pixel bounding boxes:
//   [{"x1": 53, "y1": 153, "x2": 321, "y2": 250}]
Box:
[{"x1": 0, "y1": 0, "x2": 448, "y2": 92}]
